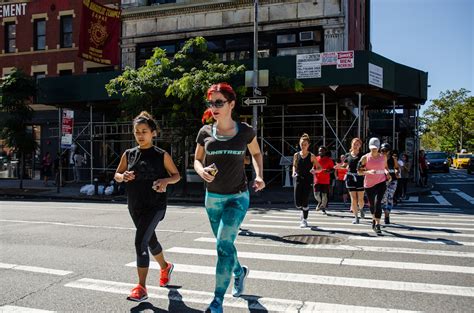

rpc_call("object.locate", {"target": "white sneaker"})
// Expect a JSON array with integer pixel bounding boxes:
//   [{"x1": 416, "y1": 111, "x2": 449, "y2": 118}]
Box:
[{"x1": 300, "y1": 219, "x2": 308, "y2": 228}]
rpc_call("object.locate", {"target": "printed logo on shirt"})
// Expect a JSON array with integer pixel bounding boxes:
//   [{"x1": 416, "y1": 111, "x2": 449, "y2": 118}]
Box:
[{"x1": 207, "y1": 150, "x2": 245, "y2": 156}]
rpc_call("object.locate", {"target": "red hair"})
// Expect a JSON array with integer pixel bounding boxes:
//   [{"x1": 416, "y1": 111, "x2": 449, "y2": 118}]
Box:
[{"x1": 206, "y1": 82, "x2": 236, "y2": 101}]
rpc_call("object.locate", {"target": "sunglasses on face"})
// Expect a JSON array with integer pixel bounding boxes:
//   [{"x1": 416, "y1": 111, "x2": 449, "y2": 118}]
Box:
[{"x1": 206, "y1": 99, "x2": 228, "y2": 108}]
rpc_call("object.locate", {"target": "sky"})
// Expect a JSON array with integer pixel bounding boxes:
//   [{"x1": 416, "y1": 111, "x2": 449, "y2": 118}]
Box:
[{"x1": 371, "y1": 0, "x2": 473, "y2": 113}]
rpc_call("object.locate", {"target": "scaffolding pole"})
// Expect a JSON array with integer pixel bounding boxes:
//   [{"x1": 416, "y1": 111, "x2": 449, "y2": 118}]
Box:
[
  {"x1": 357, "y1": 92, "x2": 362, "y2": 138},
  {"x1": 322, "y1": 93, "x2": 326, "y2": 146}
]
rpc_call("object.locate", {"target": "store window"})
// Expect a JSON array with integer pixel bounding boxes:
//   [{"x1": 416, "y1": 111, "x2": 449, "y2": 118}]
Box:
[
  {"x1": 34, "y1": 19, "x2": 46, "y2": 50},
  {"x1": 5, "y1": 22, "x2": 16, "y2": 53},
  {"x1": 60, "y1": 16, "x2": 73, "y2": 48}
]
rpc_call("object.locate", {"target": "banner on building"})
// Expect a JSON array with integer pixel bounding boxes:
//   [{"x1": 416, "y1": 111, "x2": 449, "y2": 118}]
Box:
[
  {"x1": 296, "y1": 53, "x2": 322, "y2": 79},
  {"x1": 78, "y1": 0, "x2": 121, "y2": 65},
  {"x1": 61, "y1": 110, "x2": 74, "y2": 149},
  {"x1": 336, "y1": 51, "x2": 354, "y2": 69}
]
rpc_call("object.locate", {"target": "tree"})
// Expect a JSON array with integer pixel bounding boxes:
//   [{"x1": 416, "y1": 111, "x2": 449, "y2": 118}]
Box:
[
  {"x1": 0, "y1": 69, "x2": 37, "y2": 189},
  {"x1": 106, "y1": 37, "x2": 246, "y2": 188},
  {"x1": 421, "y1": 89, "x2": 473, "y2": 152}
]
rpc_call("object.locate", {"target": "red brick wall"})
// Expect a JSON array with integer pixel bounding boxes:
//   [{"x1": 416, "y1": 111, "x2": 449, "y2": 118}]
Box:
[
  {"x1": 348, "y1": 0, "x2": 368, "y2": 51},
  {"x1": 0, "y1": 0, "x2": 119, "y2": 77}
]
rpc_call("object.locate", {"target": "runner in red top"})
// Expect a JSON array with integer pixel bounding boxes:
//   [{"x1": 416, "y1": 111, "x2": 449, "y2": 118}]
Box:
[{"x1": 313, "y1": 147, "x2": 334, "y2": 214}]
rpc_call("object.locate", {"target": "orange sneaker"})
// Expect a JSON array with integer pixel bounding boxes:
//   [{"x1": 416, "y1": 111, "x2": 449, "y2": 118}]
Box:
[
  {"x1": 127, "y1": 284, "x2": 148, "y2": 302},
  {"x1": 160, "y1": 262, "x2": 174, "y2": 287}
]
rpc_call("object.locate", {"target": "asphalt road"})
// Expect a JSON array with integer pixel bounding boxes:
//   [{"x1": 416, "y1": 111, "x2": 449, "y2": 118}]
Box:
[{"x1": 1, "y1": 168, "x2": 473, "y2": 312}]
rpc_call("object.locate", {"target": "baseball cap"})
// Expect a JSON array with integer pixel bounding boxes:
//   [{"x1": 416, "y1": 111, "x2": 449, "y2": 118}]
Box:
[{"x1": 369, "y1": 137, "x2": 380, "y2": 150}]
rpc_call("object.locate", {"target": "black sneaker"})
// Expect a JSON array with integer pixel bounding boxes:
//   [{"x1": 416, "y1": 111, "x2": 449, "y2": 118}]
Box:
[{"x1": 375, "y1": 224, "x2": 382, "y2": 235}]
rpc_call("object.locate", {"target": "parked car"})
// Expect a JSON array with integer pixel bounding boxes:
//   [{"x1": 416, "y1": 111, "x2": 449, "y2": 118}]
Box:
[
  {"x1": 425, "y1": 151, "x2": 449, "y2": 173},
  {"x1": 467, "y1": 156, "x2": 474, "y2": 175},
  {"x1": 452, "y1": 153, "x2": 473, "y2": 169}
]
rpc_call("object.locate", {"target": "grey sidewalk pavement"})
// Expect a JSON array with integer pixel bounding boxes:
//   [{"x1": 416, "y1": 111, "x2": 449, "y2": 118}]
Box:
[{"x1": 0, "y1": 178, "x2": 431, "y2": 205}]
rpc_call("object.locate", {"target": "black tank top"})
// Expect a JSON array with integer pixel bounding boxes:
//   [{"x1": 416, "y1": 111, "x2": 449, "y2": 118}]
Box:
[
  {"x1": 344, "y1": 152, "x2": 362, "y2": 173},
  {"x1": 125, "y1": 146, "x2": 169, "y2": 210},
  {"x1": 294, "y1": 152, "x2": 314, "y2": 181},
  {"x1": 387, "y1": 157, "x2": 398, "y2": 181}
]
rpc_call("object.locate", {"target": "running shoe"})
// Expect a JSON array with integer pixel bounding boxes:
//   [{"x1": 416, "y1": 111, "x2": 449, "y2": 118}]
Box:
[
  {"x1": 127, "y1": 284, "x2": 148, "y2": 302},
  {"x1": 300, "y1": 219, "x2": 308, "y2": 228},
  {"x1": 205, "y1": 297, "x2": 223, "y2": 313},
  {"x1": 322, "y1": 208, "x2": 327, "y2": 215},
  {"x1": 375, "y1": 224, "x2": 382, "y2": 235},
  {"x1": 232, "y1": 265, "x2": 249, "y2": 297},
  {"x1": 352, "y1": 217, "x2": 360, "y2": 224},
  {"x1": 159, "y1": 262, "x2": 174, "y2": 287}
]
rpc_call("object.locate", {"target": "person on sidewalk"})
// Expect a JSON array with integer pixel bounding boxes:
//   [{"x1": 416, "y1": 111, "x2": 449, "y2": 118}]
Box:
[
  {"x1": 419, "y1": 149, "x2": 429, "y2": 187},
  {"x1": 313, "y1": 146, "x2": 334, "y2": 215},
  {"x1": 334, "y1": 154, "x2": 349, "y2": 204},
  {"x1": 397, "y1": 153, "x2": 411, "y2": 200},
  {"x1": 358, "y1": 137, "x2": 390, "y2": 235},
  {"x1": 335, "y1": 138, "x2": 365, "y2": 224},
  {"x1": 292, "y1": 133, "x2": 321, "y2": 228},
  {"x1": 381, "y1": 144, "x2": 399, "y2": 225},
  {"x1": 115, "y1": 111, "x2": 180, "y2": 302},
  {"x1": 73, "y1": 151, "x2": 85, "y2": 183},
  {"x1": 194, "y1": 82, "x2": 265, "y2": 313},
  {"x1": 41, "y1": 152, "x2": 52, "y2": 186}
]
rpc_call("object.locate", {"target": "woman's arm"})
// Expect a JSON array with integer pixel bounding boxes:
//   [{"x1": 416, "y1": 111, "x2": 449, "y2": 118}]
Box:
[
  {"x1": 357, "y1": 155, "x2": 367, "y2": 175},
  {"x1": 193, "y1": 144, "x2": 215, "y2": 183},
  {"x1": 152, "y1": 152, "x2": 181, "y2": 192},
  {"x1": 311, "y1": 154, "x2": 322, "y2": 172},
  {"x1": 114, "y1": 152, "x2": 135, "y2": 183},
  {"x1": 247, "y1": 137, "x2": 265, "y2": 191}
]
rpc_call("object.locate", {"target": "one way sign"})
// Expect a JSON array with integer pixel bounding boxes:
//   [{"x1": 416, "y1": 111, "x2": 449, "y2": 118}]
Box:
[{"x1": 242, "y1": 96, "x2": 268, "y2": 106}]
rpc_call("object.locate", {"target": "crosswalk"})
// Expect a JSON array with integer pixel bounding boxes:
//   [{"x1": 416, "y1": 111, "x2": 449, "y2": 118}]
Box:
[{"x1": 2, "y1": 197, "x2": 473, "y2": 312}]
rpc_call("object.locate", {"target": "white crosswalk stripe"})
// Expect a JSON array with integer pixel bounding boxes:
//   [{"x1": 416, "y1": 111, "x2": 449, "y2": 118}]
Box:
[
  {"x1": 64, "y1": 278, "x2": 420, "y2": 313},
  {"x1": 0, "y1": 306, "x2": 55, "y2": 312},
  {"x1": 124, "y1": 263, "x2": 474, "y2": 297}
]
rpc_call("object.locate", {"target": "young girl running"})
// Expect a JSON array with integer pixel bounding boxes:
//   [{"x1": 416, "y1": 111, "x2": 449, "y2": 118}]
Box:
[
  {"x1": 292, "y1": 133, "x2": 321, "y2": 228},
  {"x1": 358, "y1": 137, "x2": 390, "y2": 235},
  {"x1": 194, "y1": 83, "x2": 265, "y2": 313},
  {"x1": 115, "y1": 111, "x2": 181, "y2": 302},
  {"x1": 381, "y1": 143, "x2": 399, "y2": 225}
]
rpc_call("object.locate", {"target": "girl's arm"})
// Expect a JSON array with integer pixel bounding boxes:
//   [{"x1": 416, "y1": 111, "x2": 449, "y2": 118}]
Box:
[
  {"x1": 152, "y1": 152, "x2": 181, "y2": 192},
  {"x1": 114, "y1": 152, "x2": 135, "y2": 183},
  {"x1": 357, "y1": 155, "x2": 367, "y2": 175},
  {"x1": 193, "y1": 144, "x2": 215, "y2": 183},
  {"x1": 247, "y1": 137, "x2": 265, "y2": 191}
]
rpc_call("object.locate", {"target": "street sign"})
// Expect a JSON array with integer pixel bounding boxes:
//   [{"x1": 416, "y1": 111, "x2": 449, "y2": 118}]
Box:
[{"x1": 242, "y1": 96, "x2": 268, "y2": 106}]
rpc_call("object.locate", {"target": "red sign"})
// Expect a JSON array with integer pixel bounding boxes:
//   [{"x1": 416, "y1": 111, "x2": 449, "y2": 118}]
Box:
[
  {"x1": 336, "y1": 51, "x2": 354, "y2": 69},
  {"x1": 78, "y1": 0, "x2": 121, "y2": 65},
  {"x1": 61, "y1": 110, "x2": 74, "y2": 148}
]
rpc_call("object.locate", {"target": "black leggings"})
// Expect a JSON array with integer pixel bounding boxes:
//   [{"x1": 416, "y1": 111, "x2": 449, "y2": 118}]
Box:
[
  {"x1": 129, "y1": 206, "x2": 166, "y2": 268},
  {"x1": 294, "y1": 178, "x2": 312, "y2": 218},
  {"x1": 365, "y1": 182, "x2": 386, "y2": 219}
]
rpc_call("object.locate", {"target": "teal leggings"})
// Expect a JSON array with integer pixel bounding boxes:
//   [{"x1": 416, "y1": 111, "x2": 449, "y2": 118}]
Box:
[{"x1": 205, "y1": 190, "x2": 249, "y2": 300}]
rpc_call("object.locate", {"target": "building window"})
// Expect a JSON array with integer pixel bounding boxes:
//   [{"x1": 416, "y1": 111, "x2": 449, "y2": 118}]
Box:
[
  {"x1": 59, "y1": 69, "x2": 73, "y2": 76},
  {"x1": 34, "y1": 19, "x2": 46, "y2": 50},
  {"x1": 33, "y1": 72, "x2": 46, "y2": 81},
  {"x1": 277, "y1": 34, "x2": 296, "y2": 45},
  {"x1": 60, "y1": 15, "x2": 73, "y2": 48},
  {"x1": 5, "y1": 22, "x2": 16, "y2": 53}
]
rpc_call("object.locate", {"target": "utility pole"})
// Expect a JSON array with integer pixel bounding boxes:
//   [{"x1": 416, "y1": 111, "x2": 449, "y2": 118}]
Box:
[{"x1": 252, "y1": 0, "x2": 258, "y2": 131}]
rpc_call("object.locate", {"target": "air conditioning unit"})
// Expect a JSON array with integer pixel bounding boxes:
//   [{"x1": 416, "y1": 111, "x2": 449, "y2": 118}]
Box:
[{"x1": 299, "y1": 31, "x2": 314, "y2": 41}]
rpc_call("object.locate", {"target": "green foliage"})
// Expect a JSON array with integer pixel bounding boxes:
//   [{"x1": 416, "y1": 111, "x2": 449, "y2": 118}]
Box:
[
  {"x1": 421, "y1": 89, "x2": 473, "y2": 152},
  {"x1": 106, "y1": 37, "x2": 246, "y2": 140},
  {"x1": 0, "y1": 69, "x2": 37, "y2": 154}
]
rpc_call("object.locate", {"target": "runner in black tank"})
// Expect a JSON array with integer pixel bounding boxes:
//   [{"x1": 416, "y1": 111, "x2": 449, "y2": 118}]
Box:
[
  {"x1": 292, "y1": 133, "x2": 321, "y2": 228},
  {"x1": 115, "y1": 111, "x2": 180, "y2": 302},
  {"x1": 335, "y1": 138, "x2": 365, "y2": 224}
]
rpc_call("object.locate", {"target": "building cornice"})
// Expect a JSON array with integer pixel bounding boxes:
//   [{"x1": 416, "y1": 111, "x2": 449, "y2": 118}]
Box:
[{"x1": 122, "y1": 0, "x2": 305, "y2": 21}]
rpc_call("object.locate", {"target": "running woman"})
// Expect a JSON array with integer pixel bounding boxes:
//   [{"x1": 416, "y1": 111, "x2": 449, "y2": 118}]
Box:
[
  {"x1": 292, "y1": 133, "x2": 321, "y2": 228},
  {"x1": 335, "y1": 138, "x2": 365, "y2": 224},
  {"x1": 314, "y1": 146, "x2": 334, "y2": 214},
  {"x1": 194, "y1": 83, "x2": 265, "y2": 313},
  {"x1": 358, "y1": 137, "x2": 390, "y2": 235},
  {"x1": 381, "y1": 143, "x2": 399, "y2": 224},
  {"x1": 115, "y1": 111, "x2": 181, "y2": 302}
]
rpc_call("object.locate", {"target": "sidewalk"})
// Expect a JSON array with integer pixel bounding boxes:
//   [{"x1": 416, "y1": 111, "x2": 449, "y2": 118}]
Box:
[{"x1": 0, "y1": 178, "x2": 432, "y2": 205}]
